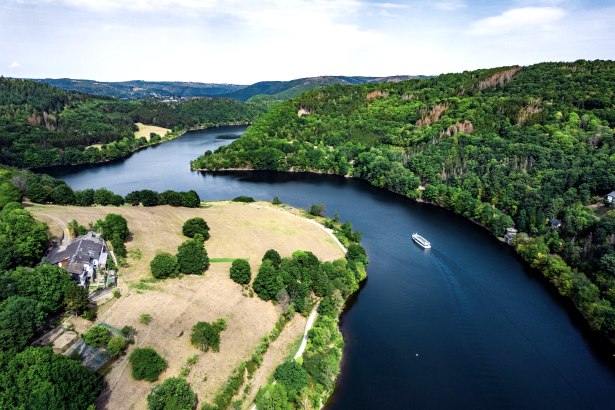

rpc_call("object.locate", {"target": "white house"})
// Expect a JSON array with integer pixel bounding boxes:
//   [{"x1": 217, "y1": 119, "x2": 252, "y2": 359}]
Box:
[{"x1": 607, "y1": 191, "x2": 615, "y2": 204}]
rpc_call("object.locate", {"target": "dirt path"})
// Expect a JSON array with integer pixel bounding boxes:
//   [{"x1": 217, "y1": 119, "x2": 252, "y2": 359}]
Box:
[
  {"x1": 294, "y1": 308, "x2": 318, "y2": 360},
  {"x1": 243, "y1": 314, "x2": 307, "y2": 409}
]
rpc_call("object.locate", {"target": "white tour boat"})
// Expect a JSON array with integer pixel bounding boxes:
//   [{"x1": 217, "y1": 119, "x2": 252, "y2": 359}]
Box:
[{"x1": 412, "y1": 233, "x2": 431, "y2": 249}]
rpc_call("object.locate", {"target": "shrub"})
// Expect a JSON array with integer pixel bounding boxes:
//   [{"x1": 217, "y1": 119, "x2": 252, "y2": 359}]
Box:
[
  {"x1": 129, "y1": 347, "x2": 167, "y2": 382},
  {"x1": 82, "y1": 325, "x2": 111, "y2": 348},
  {"x1": 147, "y1": 377, "x2": 197, "y2": 410},
  {"x1": 230, "y1": 259, "x2": 251, "y2": 285},
  {"x1": 177, "y1": 236, "x2": 209, "y2": 275},
  {"x1": 190, "y1": 319, "x2": 227, "y2": 352},
  {"x1": 111, "y1": 233, "x2": 127, "y2": 258},
  {"x1": 309, "y1": 203, "x2": 326, "y2": 217},
  {"x1": 113, "y1": 288, "x2": 121, "y2": 298},
  {"x1": 232, "y1": 196, "x2": 255, "y2": 203},
  {"x1": 272, "y1": 196, "x2": 281, "y2": 205},
  {"x1": 96, "y1": 213, "x2": 129, "y2": 241},
  {"x1": 107, "y1": 336, "x2": 126, "y2": 358},
  {"x1": 182, "y1": 217, "x2": 210, "y2": 240},
  {"x1": 140, "y1": 313, "x2": 153, "y2": 325},
  {"x1": 150, "y1": 252, "x2": 179, "y2": 279}
]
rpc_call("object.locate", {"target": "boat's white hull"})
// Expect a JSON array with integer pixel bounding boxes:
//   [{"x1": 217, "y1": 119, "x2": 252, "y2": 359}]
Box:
[{"x1": 412, "y1": 234, "x2": 431, "y2": 249}]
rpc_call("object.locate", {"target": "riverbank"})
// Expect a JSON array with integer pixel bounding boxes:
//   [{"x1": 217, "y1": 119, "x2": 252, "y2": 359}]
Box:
[{"x1": 193, "y1": 164, "x2": 615, "y2": 350}]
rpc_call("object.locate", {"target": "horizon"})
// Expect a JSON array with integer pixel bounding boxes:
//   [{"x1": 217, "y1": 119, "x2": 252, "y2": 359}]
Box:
[{"x1": 1, "y1": 0, "x2": 615, "y2": 84}]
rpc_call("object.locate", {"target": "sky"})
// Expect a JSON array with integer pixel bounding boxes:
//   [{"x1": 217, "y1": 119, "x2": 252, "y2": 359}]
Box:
[{"x1": 1, "y1": 0, "x2": 614, "y2": 84}]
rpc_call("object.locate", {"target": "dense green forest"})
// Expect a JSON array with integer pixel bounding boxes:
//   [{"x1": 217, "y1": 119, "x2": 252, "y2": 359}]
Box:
[
  {"x1": 0, "y1": 167, "x2": 100, "y2": 408},
  {"x1": 0, "y1": 77, "x2": 264, "y2": 168},
  {"x1": 192, "y1": 60, "x2": 615, "y2": 342}
]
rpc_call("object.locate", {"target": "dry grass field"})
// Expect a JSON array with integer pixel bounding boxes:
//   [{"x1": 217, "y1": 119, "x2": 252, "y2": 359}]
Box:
[
  {"x1": 134, "y1": 122, "x2": 171, "y2": 141},
  {"x1": 28, "y1": 202, "x2": 344, "y2": 409}
]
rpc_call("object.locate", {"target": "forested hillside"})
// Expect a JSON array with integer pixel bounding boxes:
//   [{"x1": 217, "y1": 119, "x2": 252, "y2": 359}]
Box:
[
  {"x1": 0, "y1": 78, "x2": 264, "y2": 168},
  {"x1": 193, "y1": 60, "x2": 615, "y2": 341}
]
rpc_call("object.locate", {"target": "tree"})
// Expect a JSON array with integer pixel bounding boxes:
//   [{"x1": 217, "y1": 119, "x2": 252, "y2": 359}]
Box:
[
  {"x1": 0, "y1": 296, "x2": 45, "y2": 353},
  {"x1": 107, "y1": 335, "x2": 126, "y2": 358},
  {"x1": 0, "y1": 347, "x2": 100, "y2": 410},
  {"x1": 0, "y1": 182, "x2": 22, "y2": 209},
  {"x1": 230, "y1": 259, "x2": 251, "y2": 285},
  {"x1": 26, "y1": 182, "x2": 49, "y2": 203},
  {"x1": 180, "y1": 190, "x2": 201, "y2": 208},
  {"x1": 8, "y1": 264, "x2": 77, "y2": 315},
  {"x1": 262, "y1": 249, "x2": 282, "y2": 268},
  {"x1": 74, "y1": 189, "x2": 95, "y2": 206},
  {"x1": 182, "y1": 217, "x2": 210, "y2": 240},
  {"x1": 147, "y1": 377, "x2": 197, "y2": 410},
  {"x1": 96, "y1": 213, "x2": 129, "y2": 241},
  {"x1": 0, "y1": 205, "x2": 49, "y2": 271},
  {"x1": 51, "y1": 184, "x2": 75, "y2": 205},
  {"x1": 255, "y1": 383, "x2": 292, "y2": 410},
  {"x1": 272, "y1": 196, "x2": 282, "y2": 205},
  {"x1": 129, "y1": 347, "x2": 167, "y2": 382},
  {"x1": 177, "y1": 235, "x2": 209, "y2": 275},
  {"x1": 64, "y1": 285, "x2": 89, "y2": 314},
  {"x1": 190, "y1": 319, "x2": 227, "y2": 352},
  {"x1": 82, "y1": 325, "x2": 111, "y2": 348},
  {"x1": 150, "y1": 252, "x2": 179, "y2": 279},
  {"x1": 274, "y1": 360, "x2": 309, "y2": 400},
  {"x1": 93, "y1": 188, "x2": 115, "y2": 206},
  {"x1": 253, "y1": 259, "x2": 283, "y2": 301}
]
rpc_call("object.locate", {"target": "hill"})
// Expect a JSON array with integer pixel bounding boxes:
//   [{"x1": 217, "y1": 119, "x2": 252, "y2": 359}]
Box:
[
  {"x1": 35, "y1": 75, "x2": 427, "y2": 102},
  {"x1": 36, "y1": 78, "x2": 245, "y2": 99},
  {"x1": 192, "y1": 60, "x2": 615, "y2": 343},
  {"x1": 28, "y1": 201, "x2": 347, "y2": 409},
  {"x1": 0, "y1": 77, "x2": 263, "y2": 168}
]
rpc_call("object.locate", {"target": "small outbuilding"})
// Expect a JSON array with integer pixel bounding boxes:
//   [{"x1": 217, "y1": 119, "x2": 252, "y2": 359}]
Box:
[{"x1": 606, "y1": 191, "x2": 615, "y2": 204}]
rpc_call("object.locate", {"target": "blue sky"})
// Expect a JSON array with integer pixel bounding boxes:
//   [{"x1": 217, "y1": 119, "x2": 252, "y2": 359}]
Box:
[{"x1": 1, "y1": 0, "x2": 614, "y2": 83}]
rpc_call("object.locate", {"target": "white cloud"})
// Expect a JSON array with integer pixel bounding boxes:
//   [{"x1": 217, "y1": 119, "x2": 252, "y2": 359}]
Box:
[
  {"x1": 433, "y1": 1, "x2": 467, "y2": 11},
  {"x1": 469, "y1": 7, "x2": 566, "y2": 35},
  {"x1": 9, "y1": 61, "x2": 20, "y2": 68}
]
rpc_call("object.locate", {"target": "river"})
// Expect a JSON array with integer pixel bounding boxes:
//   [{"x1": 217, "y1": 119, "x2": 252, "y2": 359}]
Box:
[{"x1": 46, "y1": 126, "x2": 615, "y2": 409}]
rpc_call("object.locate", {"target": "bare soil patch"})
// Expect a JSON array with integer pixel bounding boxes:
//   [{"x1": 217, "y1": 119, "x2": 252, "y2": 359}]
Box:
[
  {"x1": 29, "y1": 202, "x2": 344, "y2": 409},
  {"x1": 134, "y1": 122, "x2": 171, "y2": 141}
]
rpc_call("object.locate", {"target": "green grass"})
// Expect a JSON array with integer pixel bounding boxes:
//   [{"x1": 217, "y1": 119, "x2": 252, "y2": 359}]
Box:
[{"x1": 209, "y1": 258, "x2": 238, "y2": 263}]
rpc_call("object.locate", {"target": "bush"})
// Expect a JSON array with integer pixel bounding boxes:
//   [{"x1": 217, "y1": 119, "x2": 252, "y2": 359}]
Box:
[
  {"x1": 190, "y1": 319, "x2": 227, "y2": 352},
  {"x1": 147, "y1": 377, "x2": 197, "y2": 410},
  {"x1": 150, "y1": 252, "x2": 179, "y2": 279},
  {"x1": 107, "y1": 336, "x2": 126, "y2": 358},
  {"x1": 232, "y1": 196, "x2": 255, "y2": 203},
  {"x1": 129, "y1": 347, "x2": 167, "y2": 382},
  {"x1": 177, "y1": 236, "x2": 209, "y2": 275},
  {"x1": 230, "y1": 259, "x2": 251, "y2": 285},
  {"x1": 140, "y1": 313, "x2": 153, "y2": 325},
  {"x1": 111, "y1": 233, "x2": 127, "y2": 258},
  {"x1": 82, "y1": 325, "x2": 111, "y2": 348},
  {"x1": 309, "y1": 203, "x2": 326, "y2": 217},
  {"x1": 272, "y1": 196, "x2": 281, "y2": 205},
  {"x1": 182, "y1": 217, "x2": 210, "y2": 240}
]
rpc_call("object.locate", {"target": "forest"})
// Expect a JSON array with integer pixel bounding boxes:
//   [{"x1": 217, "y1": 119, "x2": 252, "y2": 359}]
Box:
[
  {"x1": 192, "y1": 60, "x2": 615, "y2": 343},
  {"x1": 0, "y1": 77, "x2": 265, "y2": 168}
]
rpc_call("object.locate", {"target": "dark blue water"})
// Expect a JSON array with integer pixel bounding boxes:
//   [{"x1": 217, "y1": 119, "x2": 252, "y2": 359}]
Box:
[{"x1": 46, "y1": 127, "x2": 615, "y2": 409}]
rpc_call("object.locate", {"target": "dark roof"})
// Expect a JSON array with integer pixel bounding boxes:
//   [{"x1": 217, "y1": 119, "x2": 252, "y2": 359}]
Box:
[
  {"x1": 608, "y1": 191, "x2": 615, "y2": 197},
  {"x1": 48, "y1": 234, "x2": 105, "y2": 275},
  {"x1": 549, "y1": 218, "x2": 562, "y2": 226}
]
